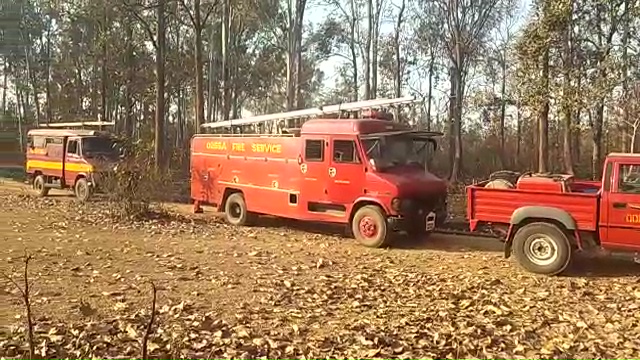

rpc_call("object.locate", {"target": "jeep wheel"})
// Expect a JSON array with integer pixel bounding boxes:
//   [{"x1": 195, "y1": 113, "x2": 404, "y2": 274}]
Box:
[
  {"x1": 224, "y1": 193, "x2": 252, "y2": 226},
  {"x1": 75, "y1": 177, "x2": 92, "y2": 202},
  {"x1": 351, "y1": 205, "x2": 390, "y2": 248},
  {"x1": 512, "y1": 222, "x2": 571, "y2": 275},
  {"x1": 33, "y1": 175, "x2": 49, "y2": 197}
]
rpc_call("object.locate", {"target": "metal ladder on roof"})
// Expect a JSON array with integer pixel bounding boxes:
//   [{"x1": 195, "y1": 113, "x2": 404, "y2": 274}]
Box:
[{"x1": 200, "y1": 96, "x2": 420, "y2": 133}]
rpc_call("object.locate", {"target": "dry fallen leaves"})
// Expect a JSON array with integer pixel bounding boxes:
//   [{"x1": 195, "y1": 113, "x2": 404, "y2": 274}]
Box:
[{"x1": 2, "y1": 194, "x2": 640, "y2": 359}]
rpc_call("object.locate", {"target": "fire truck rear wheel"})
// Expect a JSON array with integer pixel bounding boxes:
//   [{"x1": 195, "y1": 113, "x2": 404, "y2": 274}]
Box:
[
  {"x1": 75, "y1": 177, "x2": 92, "y2": 202},
  {"x1": 224, "y1": 192, "x2": 252, "y2": 226},
  {"x1": 33, "y1": 175, "x2": 49, "y2": 197},
  {"x1": 512, "y1": 222, "x2": 571, "y2": 275},
  {"x1": 351, "y1": 205, "x2": 390, "y2": 248}
]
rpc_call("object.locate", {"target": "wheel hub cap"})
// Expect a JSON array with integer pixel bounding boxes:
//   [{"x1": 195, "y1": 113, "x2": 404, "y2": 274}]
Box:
[
  {"x1": 525, "y1": 235, "x2": 558, "y2": 266},
  {"x1": 359, "y1": 216, "x2": 378, "y2": 238}
]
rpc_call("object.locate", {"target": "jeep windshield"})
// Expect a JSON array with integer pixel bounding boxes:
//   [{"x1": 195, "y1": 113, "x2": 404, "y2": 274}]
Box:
[
  {"x1": 361, "y1": 131, "x2": 439, "y2": 171},
  {"x1": 82, "y1": 136, "x2": 119, "y2": 159}
]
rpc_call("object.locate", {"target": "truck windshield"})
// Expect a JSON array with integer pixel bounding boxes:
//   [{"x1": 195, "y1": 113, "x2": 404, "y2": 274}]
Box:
[
  {"x1": 361, "y1": 134, "x2": 435, "y2": 170},
  {"x1": 82, "y1": 137, "x2": 119, "y2": 158}
]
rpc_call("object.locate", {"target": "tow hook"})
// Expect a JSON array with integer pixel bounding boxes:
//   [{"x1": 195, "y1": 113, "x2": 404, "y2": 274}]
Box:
[{"x1": 386, "y1": 216, "x2": 401, "y2": 231}]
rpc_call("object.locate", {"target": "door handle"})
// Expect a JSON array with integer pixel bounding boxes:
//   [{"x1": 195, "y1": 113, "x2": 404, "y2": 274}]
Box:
[{"x1": 613, "y1": 202, "x2": 627, "y2": 209}]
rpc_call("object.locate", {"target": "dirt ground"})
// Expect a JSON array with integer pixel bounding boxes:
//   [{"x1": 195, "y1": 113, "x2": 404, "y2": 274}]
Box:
[{"x1": 2, "y1": 181, "x2": 640, "y2": 359}]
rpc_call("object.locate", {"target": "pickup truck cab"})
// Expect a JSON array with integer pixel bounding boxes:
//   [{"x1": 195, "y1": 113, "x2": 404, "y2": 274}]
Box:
[{"x1": 467, "y1": 153, "x2": 640, "y2": 275}]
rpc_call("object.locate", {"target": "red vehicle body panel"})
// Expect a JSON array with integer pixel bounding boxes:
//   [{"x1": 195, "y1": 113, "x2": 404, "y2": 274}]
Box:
[
  {"x1": 466, "y1": 186, "x2": 599, "y2": 231},
  {"x1": 191, "y1": 118, "x2": 448, "y2": 225},
  {"x1": 467, "y1": 153, "x2": 640, "y2": 253}
]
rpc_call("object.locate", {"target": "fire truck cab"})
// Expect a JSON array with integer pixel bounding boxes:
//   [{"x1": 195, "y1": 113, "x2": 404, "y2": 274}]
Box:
[
  {"x1": 191, "y1": 97, "x2": 448, "y2": 247},
  {"x1": 25, "y1": 123, "x2": 119, "y2": 202}
]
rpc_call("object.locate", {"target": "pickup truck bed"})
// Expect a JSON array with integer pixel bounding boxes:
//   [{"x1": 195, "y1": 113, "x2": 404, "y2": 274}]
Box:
[{"x1": 467, "y1": 181, "x2": 600, "y2": 232}]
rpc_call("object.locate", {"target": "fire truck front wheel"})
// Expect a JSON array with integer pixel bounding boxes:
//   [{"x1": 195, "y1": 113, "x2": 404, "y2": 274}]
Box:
[
  {"x1": 351, "y1": 205, "x2": 390, "y2": 248},
  {"x1": 224, "y1": 192, "x2": 253, "y2": 226},
  {"x1": 33, "y1": 175, "x2": 49, "y2": 197}
]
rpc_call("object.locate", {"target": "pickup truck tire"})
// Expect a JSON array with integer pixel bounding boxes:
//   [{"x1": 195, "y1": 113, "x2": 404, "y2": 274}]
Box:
[
  {"x1": 352, "y1": 205, "x2": 390, "y2": 248},
  {"x1": 224, "y1": 193, "x2": 252, "y2": 226},
  {"x1": 33, "y1": 175, "x2": 49, "y2": 197},
  {"x1": 512, "y1": 222, "x2": 571, "y2": 275}
]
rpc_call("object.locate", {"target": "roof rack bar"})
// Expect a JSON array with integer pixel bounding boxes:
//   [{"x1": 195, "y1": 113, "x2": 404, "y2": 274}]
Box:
[
  {"x1": 39, "y1": 121, "x2": 115, "y2": 128},
  {"x1": 201, "y1": 96, "x2": 418, "y2": 129}
]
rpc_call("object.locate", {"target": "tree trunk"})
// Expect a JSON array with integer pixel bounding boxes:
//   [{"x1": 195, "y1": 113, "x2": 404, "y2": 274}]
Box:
[
  {"x1": 562, "y1": 8, "x2": 574, "y2": 174},
  {"x1": 371, "y1": 0, "x2": 383, "y2": 98},
  {"x1": 499, "y1": 48, "x2": 507, "y2": 168},
  {"x1": 294, "y1": 3, "x2": 306, "y2": 109},
  {"x1": 592, "y1": 102, "x2": 604, "y2": 179},
  {"x1": 101, "y1": 4, "x2": 108, "y2": 122},
  {"x1": 516, "y1": 100, "x2": 521, "y2": 166},
  {"x1": 364, "y1": 0, "x2": 372, "y2": 99},
  {"x1": 393, "y1": 0, "x2": 405, "y2": 120},
  {"x1": 194, "y1": 0, "x2": 205, "y2": 131},
  {"x1": 448, "y1": 60, "x2": 463, "y2": 183},
  {"x1": 538, "y1": 47, "x2": 550, "y2": 173},
  {"x1": 207, "y1": 25, "x2": 217, "y2": 123},
  {"x1": 45, "y1": 7, "x2": 52, "y2": 123},
  {"x1": 348, "y1": 0, "x2": 358, "y2": 101},
  {"x1": 124, "y1": 18, "x2": 135, "y2": 137},
  {"x1": 426, "y1": 55, "x2": 434, "y2": 131},
  {"x1": 221, "y1": 0, "x2": 230, "y2": 120},
  {"x1": 155, "y1": 0, "x2": 166, "y2": 169},
  {"x1": 2, "y1": 58, "x2": 7, "y2": 114},
  {"x1": 621, "y1": 0, "x2": 630, "y2": 152}
]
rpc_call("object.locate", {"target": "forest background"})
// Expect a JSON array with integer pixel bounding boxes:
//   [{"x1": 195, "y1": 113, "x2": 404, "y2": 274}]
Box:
[{"x1": 0, "y1": 0, "x2": 636, "y2": 182}]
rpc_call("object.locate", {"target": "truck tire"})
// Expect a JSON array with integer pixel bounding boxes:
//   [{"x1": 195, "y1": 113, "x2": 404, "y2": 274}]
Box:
[
  {"x1": 33, "y1": 175, "x2": 49, "y2": 197},
  {"x1": 75, "y1": 177, "x2": 92, "y2": 202},
  {"x1": 512, "y1": 222, "x2": 571, "y2": 275},
  {"x1": 224, "y1": 192, "x2": 251, "y2": 226},
  {"x1": 351, "y1": 205, "x2": 390, "y2": 248}
]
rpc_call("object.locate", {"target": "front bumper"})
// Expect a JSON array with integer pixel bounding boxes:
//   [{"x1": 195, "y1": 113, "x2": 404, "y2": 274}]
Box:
[{"x1": 387, "y1": 196, "x2": 448, "y2": 232}]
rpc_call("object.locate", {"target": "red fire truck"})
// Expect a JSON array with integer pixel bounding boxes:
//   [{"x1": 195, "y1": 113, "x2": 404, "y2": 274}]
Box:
[{"x1": 191, "y1": 97, "x2": 448, "y2": 247}]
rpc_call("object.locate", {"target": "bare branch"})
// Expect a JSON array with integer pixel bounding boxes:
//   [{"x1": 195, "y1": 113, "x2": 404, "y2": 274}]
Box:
[
  {"x1": 2, "y1": 254, "x2": 35, "y2": 359},
  {"x1": 177, "y1": 0, "x2": 196, "y2": 26},
  {"x1": 123, "y1": 0, "x2": 159, "y2": 49},
  {"x1": 202, "y1": 1, "x2": 219, "y2": 25},
  {"x1": 141, "y1": 281, "x2": 157, "y2": 360}
]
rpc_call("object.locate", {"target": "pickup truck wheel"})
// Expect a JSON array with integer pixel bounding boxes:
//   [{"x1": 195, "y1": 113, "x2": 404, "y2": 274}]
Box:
[
  {"x1": 224, "y1": 193, "x2": 251, "y2": 226},
  {"x1": 512, "y1": 222, "x2": 571, "y2": 275},
  {"x1": 352, "y1": 205, "x2": 390, "y2": 248},
  {"x1": 33, "y1": 175, "x2": 49, "y2": 197}
]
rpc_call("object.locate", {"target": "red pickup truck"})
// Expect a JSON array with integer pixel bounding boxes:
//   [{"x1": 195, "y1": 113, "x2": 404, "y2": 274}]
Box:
[{"x1": 467, "y1": 153, "x2": 640, "y2": 275}]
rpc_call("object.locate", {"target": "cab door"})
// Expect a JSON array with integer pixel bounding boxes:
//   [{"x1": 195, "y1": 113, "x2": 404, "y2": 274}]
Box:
[
  {"x1": 64, "y1": 137, "x2": 81, "y2": 187},
  {"x1": 602, "y1": 161, "x2": 640, "y2": 250},
  {"x1": 299, "y1": 137, "x2": 329, "y2": 208},
  {"x1": 327, "y1": 138, "x2": 365, "y2": 208}
]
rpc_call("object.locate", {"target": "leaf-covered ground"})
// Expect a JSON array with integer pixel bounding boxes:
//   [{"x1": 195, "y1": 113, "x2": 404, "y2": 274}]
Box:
[{"x1": 2, "y1": 185, "x2": 640, "y2": 359}]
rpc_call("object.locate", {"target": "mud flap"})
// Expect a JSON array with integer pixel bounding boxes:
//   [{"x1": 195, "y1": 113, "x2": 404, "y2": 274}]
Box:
[{"x1": 504, "y1": 240, "x2": 512, "y2": 259}]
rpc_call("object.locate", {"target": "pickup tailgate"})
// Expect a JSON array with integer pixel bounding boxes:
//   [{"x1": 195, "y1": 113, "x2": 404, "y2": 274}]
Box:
[{"x1": 466, "y1": 185, "x2": 599, "y2": 231}]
